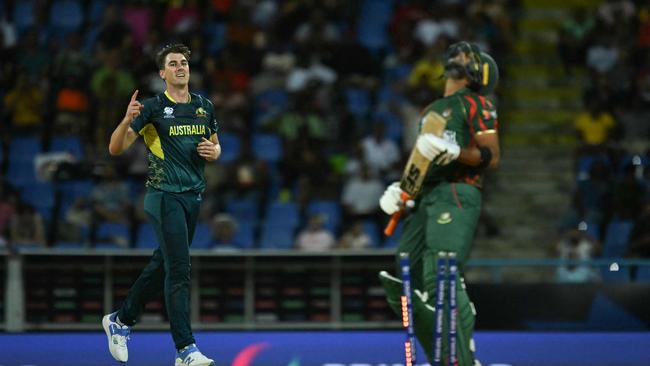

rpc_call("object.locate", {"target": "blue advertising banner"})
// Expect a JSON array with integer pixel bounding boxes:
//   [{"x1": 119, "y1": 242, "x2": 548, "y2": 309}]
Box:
[{"x1": 0, "y1": 331, "x2": 648, "y2": 366}]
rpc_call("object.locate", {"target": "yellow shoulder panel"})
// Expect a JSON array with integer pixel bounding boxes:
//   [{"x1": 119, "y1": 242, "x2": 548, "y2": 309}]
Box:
[{"x1": 139, "y1": 123, "x2": 164, "y2": 160}]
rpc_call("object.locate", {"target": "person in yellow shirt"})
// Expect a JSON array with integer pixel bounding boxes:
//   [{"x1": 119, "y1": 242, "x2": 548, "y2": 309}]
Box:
[
  {"x1": 3, "y1": 76, "x2": 44, "y2": 133},
  {"x1": 574, "y1": 102, "x2": 616, "y2": 146}
]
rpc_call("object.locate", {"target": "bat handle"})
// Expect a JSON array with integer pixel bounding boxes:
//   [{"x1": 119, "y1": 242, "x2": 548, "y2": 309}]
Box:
[{"x1": 384, "y1": 192, "x2": 411, "y2": 237}]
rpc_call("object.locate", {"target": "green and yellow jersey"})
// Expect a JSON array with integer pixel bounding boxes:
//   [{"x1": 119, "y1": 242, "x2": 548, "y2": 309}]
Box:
[
  {"x1": 131, "y1": 91, "x2": 218, "y2": 193},
  {"x1": 421, "y1": 87, "x2": 498, "y2": 188}
]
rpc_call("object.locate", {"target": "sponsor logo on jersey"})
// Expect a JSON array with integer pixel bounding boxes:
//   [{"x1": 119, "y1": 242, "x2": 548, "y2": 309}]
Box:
[
  {"x1": 195, "y1": 107, "x2": 208, "y2": 118},
  {"x1": 169, "y1": 124, "x2": 207, "y2": 136},
  {"x1": 442, "y1": 108, "x2": 452, "y2": 119},
  {"x1": 482, "y1": 109, "x2": 497, "y2": 120},
  {"x1": 163, "y1": 106, "x2": 175, "y2": 119},
  {"x1": 437, "y1": 212, "x2": 452, "y2": 224}
]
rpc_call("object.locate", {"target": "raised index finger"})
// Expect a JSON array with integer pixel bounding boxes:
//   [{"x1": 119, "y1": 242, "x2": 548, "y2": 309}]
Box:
[{"x1": 130, "y1": 90, "x2": 139, "y2": 102}]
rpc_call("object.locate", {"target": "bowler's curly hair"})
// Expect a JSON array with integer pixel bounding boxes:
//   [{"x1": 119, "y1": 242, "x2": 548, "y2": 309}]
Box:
[{"x1": 155, "y1": 43, "x2": 191, "y2": 70}]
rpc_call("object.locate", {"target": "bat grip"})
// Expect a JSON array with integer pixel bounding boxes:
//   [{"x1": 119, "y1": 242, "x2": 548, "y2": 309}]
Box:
[{"x1": 384, "y1": 192, "x2": 411, "y2": 237}]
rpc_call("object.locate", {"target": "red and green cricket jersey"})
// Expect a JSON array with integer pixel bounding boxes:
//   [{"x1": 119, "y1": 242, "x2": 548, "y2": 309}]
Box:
[
  {"x1": 420, "y1": 87, "x2": 498, "y2": 188},
  {"x1": 131, "y1": 91, "x2": 219, "y2": 193}
]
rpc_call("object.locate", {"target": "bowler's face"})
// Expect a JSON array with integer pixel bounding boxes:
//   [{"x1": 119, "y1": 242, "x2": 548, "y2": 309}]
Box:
[{"x1": 160, "y1": 53, "x2": 190, "y2": 87}]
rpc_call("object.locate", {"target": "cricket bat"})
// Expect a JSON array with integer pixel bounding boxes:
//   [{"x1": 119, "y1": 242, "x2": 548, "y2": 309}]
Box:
[{"x1": 384, "y1": 111, "x2": 448, "y2": 236}]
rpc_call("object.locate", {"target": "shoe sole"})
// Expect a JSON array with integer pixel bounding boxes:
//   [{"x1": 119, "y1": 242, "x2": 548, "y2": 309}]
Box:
[
  {"x1": 174, "y1": 361, "x2": 215, "y2": 366},
  {"x1": 102, "y1": 314, "x2": 127, "y2": 363}
]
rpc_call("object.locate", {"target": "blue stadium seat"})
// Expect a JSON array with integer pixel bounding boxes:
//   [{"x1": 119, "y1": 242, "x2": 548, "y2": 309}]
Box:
[
  {"x1": 576, "y1": 155, "x2": 610, "y2": 181},
  {"x1": 306, "y1": 200, "x2": 341, "y2": 232},
  {"x1": 50, "y1": 136, "x2": 84, "y2": 160},
  {"x1": 356, "y1": 0, "x2": 393, "y2": 52},
  {"x1": 265, "y1": 202, "x2": 300, "y2": 228},
  {"x1": 57, "y1": 180, "x2": 94, "y2": 217},
  {"x1": 95, "y1": 222, "x2": 130, "y2": 247},
  {"x1": 13, "y1": 0, "x2": 35, "y2": 33},
  {"x1": 362, "y1": 220, "x2": 381, "y2": 248},
  {"x1": 384, "y1": 63, "x2": 412, "y2": 82},
  {"x1": 217, "y1": 132, "x2": 241, "y2": 163},
  {"x1": 191, "y1": 223, "x2": 212, "y2": 249},
  {"x1": 252, "y1": 133, "x2": 283, "y2": 163},
  {"x1": 226, "y1": 199, "x2": 259, "y2": 223},
  {"x1": 7, "y1": 160, "x2": 38, "y2": 188},
  {"x1": 344, "y1": 87, "x2": 370, "y2": 118},
  {"x1": 602, "y1": 220, "x2": 635, "y2": 258},
  {"x1": 49, "y1": 0, "x2": 84, "y2": 35},
  {"x1": 233, "y1": 222, "x2": 255, "y2": 249},
  {"x1": 203, "y1": 22, "x2": 228, "y2": 55},
  {"x1": 21, "y1": 182, "x2": 55, "y2": 220},
  {"x1": 9, "y1": 135, "x2": 41, "y2": 160},
  {"x1": 253, "y1": 89, "x2": 289, "y2": 127},
  {"x1": 635, "y1": 266, "x2": 650, "y2": 281},
  {"x1": 383, "y1": 221, "x2": 403, "y2": 248},
  {"x1": 258, "y1": 224, "x2": 295, "y2": 250},
  {"x1": 135, "y1": 223, "x2": 158, "y2": 249},
  {"x1": 88, "y1": 0, "x2": 107, "y2": 24},
  {"x1": 374, "y1": 110, "x2": 403, "y2": 144},
  {"x1": 600, "y1": 265, "x2": 631, "y2": 282}
]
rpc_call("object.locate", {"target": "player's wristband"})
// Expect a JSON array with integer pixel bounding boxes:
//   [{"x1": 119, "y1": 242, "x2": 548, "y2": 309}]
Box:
[{"x1": 477, "y1": 146, "x2": 492, "y2": 169}]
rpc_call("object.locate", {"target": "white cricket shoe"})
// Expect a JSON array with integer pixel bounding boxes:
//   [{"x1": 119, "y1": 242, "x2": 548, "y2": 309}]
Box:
[
  {"x1": 175, "y1": 344, "x2": 215, "y2": 366},
  {"x1": 102, "y1": 312, "x2": 130, "y2": 362}
]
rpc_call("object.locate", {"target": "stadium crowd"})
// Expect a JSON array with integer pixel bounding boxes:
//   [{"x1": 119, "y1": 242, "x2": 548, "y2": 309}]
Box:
[
  {"x1": 0, "y1": 0, "x2": 514, "y2": 251},
  {"x1": 554, "y1": 0, "x2": 650, "y2": 282}
]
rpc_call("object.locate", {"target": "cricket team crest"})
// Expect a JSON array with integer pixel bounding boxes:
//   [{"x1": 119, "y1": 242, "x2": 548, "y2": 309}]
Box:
[
  {"x1": 163, "y1": 106, "x2": 175, "y2": 118},
  {"x1": 437, "y1": 212, "x2": 452, "y2": 224},
  {"x1": 195, "y1": 107, "x2": 208, "y2": 118}
]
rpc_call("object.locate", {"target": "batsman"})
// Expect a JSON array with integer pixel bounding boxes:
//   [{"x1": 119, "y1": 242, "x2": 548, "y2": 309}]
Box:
[{"x1": 379, "y1": 42, "x2": 500, "y2": 365}]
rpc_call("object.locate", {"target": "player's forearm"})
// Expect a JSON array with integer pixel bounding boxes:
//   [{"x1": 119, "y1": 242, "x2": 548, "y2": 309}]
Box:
[
  {"x1": 457, "y1": 145, "x2": 500, "y2": 169},
  {"x1": 108, "y1": 118, "x2": 133, "y2": 156}
]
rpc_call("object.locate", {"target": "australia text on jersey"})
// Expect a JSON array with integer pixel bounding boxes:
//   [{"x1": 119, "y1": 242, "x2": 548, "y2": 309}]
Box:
[{"x1": 169, "y1": 124, "x2": 207, "y2": 136}]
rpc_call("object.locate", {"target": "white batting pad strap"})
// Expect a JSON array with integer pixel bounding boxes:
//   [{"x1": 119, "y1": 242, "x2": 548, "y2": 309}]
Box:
[{"x1": 414, "y1": 289, "x2": 429, "y2": 303}]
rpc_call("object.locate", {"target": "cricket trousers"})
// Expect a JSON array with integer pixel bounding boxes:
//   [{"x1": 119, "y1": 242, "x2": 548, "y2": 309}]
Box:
[
  {"x1": 396, "y1": 182, "x2": 482, "y2": 365},
  {"x1": 117, "y1": 188, "x2": 201, "y2": 350}
]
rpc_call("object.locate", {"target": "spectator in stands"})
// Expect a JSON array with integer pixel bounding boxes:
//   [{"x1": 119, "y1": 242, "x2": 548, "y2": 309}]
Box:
[
  {"x1": 338, "y1": 221, "x2": 371, "y2": 250},
  {"x1": 96, "y1": 4, "x2": 133, "y2": 55},
  {"x1": 91, "y1": 50, "x2": 136, "y2": 156},
  {"x1": 91, "y1": 165, "x2": 131, "y2": 224},
  {"x1": 222, "y1": 138, "x2": 270, "y2": 206},
  {"x1": 209, "y1": 213, "x2": 240, "y2": 252},
  {"x1": 294, "y1": 9, "x2": 341, "y2": 46},
  {"x1": 56, "y1": 197, "x2": 92, "y2": 245},
  {"x1": 15, "y1": 30, "x2": 49, "y2": 79},
  {"x1": 407, "y1": 38, "x2": 448, "y2": 97},
  {"x1": 557, "y1": 7, "x2": 595, "y2": 74},
  {"x1": 295, "y1": 214, "x2": 336, "y2": 251},
  {"x1": 586, "y1": 36, "x2": 620, "y2": 76},
  {"x1": 574, "y1": 101, "x2": 616, "y2": 156},
  {"x1": 361, "y1": 123, "x2": 400, "y2": 178},
  {"x1": 341, "y1": 163, "x2": 384, "y2": 227},
  {"x1": 555, "y1": 227, "x2": 600, "y2": 283},
  {"x1": 3, "y1": 75, "x2": 44, "y2": 134},
  {"x1": 9, "y1": 200, "x2": 46, "y2": 248}
]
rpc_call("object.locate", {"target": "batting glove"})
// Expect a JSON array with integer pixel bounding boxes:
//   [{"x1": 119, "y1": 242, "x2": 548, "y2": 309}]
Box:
[
  {"x1": 415, "y1": 133, "x2": 460, "y2": 166},
  {"x1": 379, "y1": 182, "x2": 404, "y2": 215}
]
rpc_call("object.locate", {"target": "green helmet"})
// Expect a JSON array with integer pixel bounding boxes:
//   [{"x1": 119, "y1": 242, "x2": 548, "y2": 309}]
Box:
[{"x1": 443, "y1": 41, "x2": 499, "y2": 95}]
